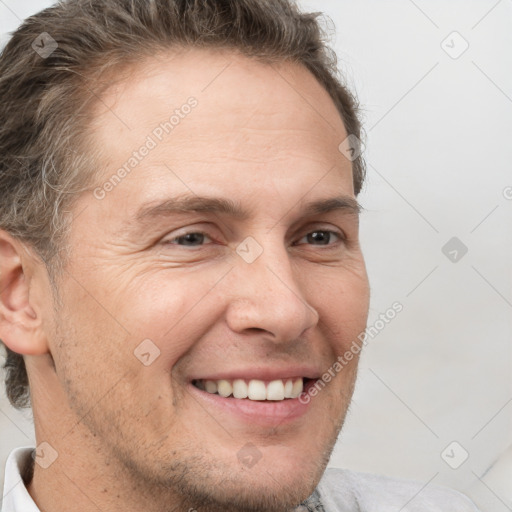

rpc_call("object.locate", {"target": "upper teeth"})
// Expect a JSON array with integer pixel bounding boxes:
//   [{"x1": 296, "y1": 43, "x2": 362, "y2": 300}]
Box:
[{"x1": 195, "y1": 378, "x2": 304, "y2": 401}]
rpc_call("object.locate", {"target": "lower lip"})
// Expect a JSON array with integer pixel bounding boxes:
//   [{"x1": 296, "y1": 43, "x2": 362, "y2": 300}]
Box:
[{"x1": 187, "y1": 382, "x2": 313, "y2": 427}]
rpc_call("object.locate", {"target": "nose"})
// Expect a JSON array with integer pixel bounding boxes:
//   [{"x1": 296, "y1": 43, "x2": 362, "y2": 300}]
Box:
[{"x1": 225, "y1": 241, "x2": 320, "y2": 343}]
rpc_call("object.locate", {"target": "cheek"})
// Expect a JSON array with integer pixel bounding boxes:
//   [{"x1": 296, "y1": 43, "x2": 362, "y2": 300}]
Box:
[
  {"x1": 50, "y1": 276, "x2": 196, "y2": 432},
  {"x1": 309, "y1": 266, "x2": 370, "y2": 349},
  {"x1": 114, "y1": 270, "x2": 226, "y2": 365}
]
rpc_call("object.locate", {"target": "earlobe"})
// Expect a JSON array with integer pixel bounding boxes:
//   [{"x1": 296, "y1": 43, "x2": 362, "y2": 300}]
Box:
[{"x1": 0, "y1": 231, "x2": 50, "y2": 356}]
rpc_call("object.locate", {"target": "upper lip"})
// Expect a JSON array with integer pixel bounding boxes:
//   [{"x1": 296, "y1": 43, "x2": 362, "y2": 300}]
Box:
[{"x1": 188, "y1": 366, "x2": 322, "y2": 382}]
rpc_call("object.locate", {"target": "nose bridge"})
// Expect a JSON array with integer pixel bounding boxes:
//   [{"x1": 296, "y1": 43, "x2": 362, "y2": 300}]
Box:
[{"x1": 225, "y1": 234, "x2": 319, "y2": 340}]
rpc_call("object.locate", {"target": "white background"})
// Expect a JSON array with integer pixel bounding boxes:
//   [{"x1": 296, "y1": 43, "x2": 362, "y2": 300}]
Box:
[{"x1": 1, "y1": 1, "x2": 511, "y2": 511}]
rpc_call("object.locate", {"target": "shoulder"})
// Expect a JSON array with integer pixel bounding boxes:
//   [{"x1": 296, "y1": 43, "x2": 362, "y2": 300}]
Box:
[{"x1": 316, "y1": 467, "x2": 481, "y2": 512}]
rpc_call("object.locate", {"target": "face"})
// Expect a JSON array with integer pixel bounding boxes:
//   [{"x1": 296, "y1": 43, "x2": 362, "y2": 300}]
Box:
[{"x1": 43, "y1": 49, "x2": 370, "y2": 511}]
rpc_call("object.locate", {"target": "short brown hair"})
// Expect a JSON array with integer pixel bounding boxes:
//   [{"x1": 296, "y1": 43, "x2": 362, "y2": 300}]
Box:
[{"x1": 0, "y1": 0, "x2": 365, "y2": 409}]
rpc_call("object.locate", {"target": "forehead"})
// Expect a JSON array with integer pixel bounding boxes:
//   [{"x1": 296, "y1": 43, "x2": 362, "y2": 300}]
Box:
[
  {"x1": 84, "y1": 49, "x2": 353, "y2": 217},
  {"x1": 92, "y1": 48, "x2": 346, "y2": 126}
]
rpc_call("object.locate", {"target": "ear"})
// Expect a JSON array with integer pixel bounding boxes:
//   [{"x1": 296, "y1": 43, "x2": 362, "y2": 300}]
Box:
[{"x1": 0, "y1": 230, "x2": 50, "y2": 356}]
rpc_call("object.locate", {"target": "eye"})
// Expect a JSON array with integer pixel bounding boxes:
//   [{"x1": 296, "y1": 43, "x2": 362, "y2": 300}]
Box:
[
  {"x1": 164, "y1": 231, "x2": 213, "y2": 247},
  {"x1": 161, "y1": 228, "x2": 344, "y2": 249},
  {"x1": 296, "y1": 230, "x2": 344, "y2": 247}
]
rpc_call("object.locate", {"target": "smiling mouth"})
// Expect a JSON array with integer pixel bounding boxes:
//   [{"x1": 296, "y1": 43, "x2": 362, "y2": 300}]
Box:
[{"x1": 191, "y1": 377, "x2": 312, "y2": 401}]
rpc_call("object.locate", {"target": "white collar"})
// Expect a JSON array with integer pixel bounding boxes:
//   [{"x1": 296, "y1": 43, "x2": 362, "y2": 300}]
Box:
[{"x1": 2, "y1": 446, "x2": 40, "y2": 512}]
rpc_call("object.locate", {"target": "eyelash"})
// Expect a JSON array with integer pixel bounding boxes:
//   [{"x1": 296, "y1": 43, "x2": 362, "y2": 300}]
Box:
[{"x1": 163, "y1": 229, "x2": 345, "y2": 248}]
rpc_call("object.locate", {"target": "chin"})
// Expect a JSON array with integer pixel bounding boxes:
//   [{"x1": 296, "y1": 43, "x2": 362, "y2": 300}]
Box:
[
  {"x1": 159, "y1": 441, "x2": 331, "y2": 512},
  {"x1": 178, "y1": 466, "x2": 322, "y2": 512}
]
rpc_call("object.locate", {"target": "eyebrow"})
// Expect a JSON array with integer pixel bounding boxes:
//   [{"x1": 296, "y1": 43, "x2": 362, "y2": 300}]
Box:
[{"x1": 134, "y1": 194, "x2": 362, "y2": 225}]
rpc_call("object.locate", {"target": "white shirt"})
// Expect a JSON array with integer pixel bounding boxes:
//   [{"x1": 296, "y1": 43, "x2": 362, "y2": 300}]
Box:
[
  {"x1": 2, "y1": 446, "x2": 481, "y2": 511},
  {"x1": 2, "y1": 447, "x2": 38, "y2": 512}
]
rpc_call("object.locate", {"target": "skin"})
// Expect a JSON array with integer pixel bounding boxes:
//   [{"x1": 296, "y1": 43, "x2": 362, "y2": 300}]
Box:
[{"x1": 0, "y1": 49, "x2": 370, "y2": 512}]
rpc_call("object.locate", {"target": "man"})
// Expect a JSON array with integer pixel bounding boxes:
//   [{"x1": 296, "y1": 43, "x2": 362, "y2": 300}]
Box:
[{"x1": 0, "y1": 1, "x2": 480, "y2": 511}]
